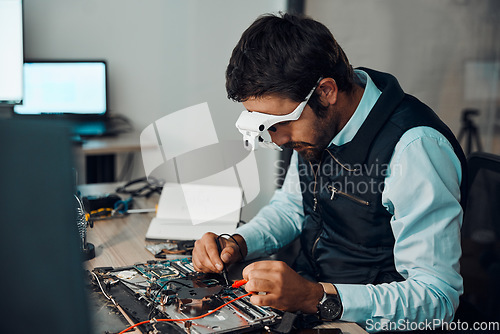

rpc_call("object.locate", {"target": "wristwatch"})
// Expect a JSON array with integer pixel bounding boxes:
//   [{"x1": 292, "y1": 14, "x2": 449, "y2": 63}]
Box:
[{"x1": 316, "y1": 282, "x2": 343, "y2": 321}]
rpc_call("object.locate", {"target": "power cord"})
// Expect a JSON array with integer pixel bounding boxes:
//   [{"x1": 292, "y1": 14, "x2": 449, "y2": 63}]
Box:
[{"x1": 116, "y1": 177, "x2": 164, "y2": 198}]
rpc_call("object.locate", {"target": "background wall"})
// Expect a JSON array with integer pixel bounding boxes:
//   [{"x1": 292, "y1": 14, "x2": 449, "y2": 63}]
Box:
[
  {"x1": 11, "y1": 0, "x2": 500, "y2": 220},
  {"x1": 21, "y1": 0, "x2": 286, "y2": 221},
  {"x1": 306, "y1": 0, "x2": 500, "y2": 153}
]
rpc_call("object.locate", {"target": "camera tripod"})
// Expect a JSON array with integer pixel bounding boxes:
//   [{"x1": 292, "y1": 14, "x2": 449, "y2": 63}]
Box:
[{"x1": 458, "y1": 109, "x2": 483, "y2": 156}]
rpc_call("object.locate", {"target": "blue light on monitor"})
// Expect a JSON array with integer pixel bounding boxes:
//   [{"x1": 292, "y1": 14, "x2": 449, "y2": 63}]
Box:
[
  {"x1": 14, "y1": 62, "x2": 107, "y2": 115},
  {"x1": 0, "y1": 0, "x2": 23, "y2": 105}
]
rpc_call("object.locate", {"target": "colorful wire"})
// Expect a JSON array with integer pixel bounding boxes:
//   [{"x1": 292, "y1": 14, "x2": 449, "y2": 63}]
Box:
[{"x1": 118, "y1": 291, "x2": 253, "y2": 334}]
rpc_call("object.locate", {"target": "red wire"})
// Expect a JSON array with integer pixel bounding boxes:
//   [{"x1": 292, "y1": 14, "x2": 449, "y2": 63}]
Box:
[{"x1": 117, "y1": 291, "x2": 253, "y2": 334}]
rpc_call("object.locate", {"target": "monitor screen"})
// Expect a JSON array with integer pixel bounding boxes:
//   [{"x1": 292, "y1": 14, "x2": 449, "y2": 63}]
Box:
[
  {"x1": 0, "y1": 0, "x2": 23, "y2": 105},
  {"x1": 14, "y1": 61, "x2": 107, "y2": 116}
]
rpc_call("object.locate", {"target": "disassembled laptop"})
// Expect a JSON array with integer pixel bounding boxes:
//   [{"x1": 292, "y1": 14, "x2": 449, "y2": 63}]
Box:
[{"x1": 91, "y1": 258, "x2": 282, "y2": 333}]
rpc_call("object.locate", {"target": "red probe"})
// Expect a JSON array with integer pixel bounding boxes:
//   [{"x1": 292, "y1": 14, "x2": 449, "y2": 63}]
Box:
[{"x1": 231, "y1": 279, "x2": 248, "y2": 288}]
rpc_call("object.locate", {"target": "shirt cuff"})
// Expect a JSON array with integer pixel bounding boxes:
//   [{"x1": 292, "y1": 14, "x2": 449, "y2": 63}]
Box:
[
  {"x1": 235, "y1": 223, "x2": 265, "y2": 260},
  {"x1": 335, "y1": 283, "x2": 373, "y2": 323}
]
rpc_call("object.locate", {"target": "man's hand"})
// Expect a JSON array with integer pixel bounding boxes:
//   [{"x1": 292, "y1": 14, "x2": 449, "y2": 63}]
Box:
[
  {"x1": 242, "y1": 261, "x2": 324, "y2": 313},
  {"x1": 192, "y1": 232, "x2": 247, "y2": 273}
]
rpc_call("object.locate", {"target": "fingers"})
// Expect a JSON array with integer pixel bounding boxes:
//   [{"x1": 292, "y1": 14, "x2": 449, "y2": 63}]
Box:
[
  {"x1": 241, "y1": 261, "x2": 318, "y2": 312},
  {"x1": 192, "y1": 233, "x2": 242, "y2": 273},
  {"x1": 192, "y1": 232, "x2": 223, "y2": 273},
  {"x1": 250, "y1": 293, "x2": 279, "y2": 308},
  {"x1": 243, "y1": 269, "x2": 279, "y2": 294},
  {"x1": 244, "y1": 274, "x2": 282, "y2": 309},
  {"x1": 242, "y1": 260, "x2": 287, "y2": 280},
  {"x1": 220, "y1": 244, "x2": 239, "y2": 264},
  {"x1": 242, "y1": 261, "x2": 287, "y2": 297}
]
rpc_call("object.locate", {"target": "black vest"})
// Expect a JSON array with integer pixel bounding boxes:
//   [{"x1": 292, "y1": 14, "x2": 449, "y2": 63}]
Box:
[{"x1": 293, "y1": 68, "x2": 467, "y2": 284}]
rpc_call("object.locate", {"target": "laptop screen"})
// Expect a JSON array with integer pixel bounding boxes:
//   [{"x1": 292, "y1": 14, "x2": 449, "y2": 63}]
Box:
[{"x1": 14, "y1": 61, "x2": 107, "y2": 116}]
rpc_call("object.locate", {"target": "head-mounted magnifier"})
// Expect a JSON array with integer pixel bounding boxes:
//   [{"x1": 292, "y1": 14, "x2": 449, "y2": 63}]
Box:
[{"x1": 235, "y1": 78, "x2": 322, "y2": 151}]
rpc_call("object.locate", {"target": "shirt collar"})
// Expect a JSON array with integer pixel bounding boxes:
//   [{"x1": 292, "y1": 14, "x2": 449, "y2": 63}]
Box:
[{"x1": 328, "y1": 69, "x2": 382, "y2": 147}]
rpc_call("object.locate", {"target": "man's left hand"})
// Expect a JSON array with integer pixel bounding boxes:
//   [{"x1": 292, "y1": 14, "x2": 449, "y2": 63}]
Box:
[{"x1": 242, "y1": 260, "x2": 324, "y2": 313}]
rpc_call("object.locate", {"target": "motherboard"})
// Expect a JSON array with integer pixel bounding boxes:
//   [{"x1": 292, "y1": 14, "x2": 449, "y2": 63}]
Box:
[{"x1": 91, "y1": 258, "x2": 281, "y2": 333}]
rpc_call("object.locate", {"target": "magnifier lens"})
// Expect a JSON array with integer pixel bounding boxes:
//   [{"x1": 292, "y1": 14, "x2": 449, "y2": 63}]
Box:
[{"x1": 258, "y1": 130, "x2": 273, "y2": 145}]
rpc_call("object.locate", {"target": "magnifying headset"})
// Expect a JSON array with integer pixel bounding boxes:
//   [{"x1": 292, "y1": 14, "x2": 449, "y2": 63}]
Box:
[{"x1": 235, "y1": 78, "x2": 322, "y2": 151}]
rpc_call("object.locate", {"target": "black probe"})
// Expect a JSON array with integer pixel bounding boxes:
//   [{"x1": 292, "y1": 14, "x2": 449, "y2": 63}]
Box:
[{"x1": 216, "y1": 237, "x2": 230, "y2": 286}]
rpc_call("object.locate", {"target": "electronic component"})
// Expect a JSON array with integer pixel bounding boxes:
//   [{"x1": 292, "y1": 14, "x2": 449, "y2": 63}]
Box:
[
  {"x1": 232, "y1": 279, "x2": 248, "y2": 289},
  {"x1": 151, "y1": 267, "x2": 178, "y2": 278},
  {"x1": 75, "y1": 194, "x2": 95, "y2": 260},
  {"x1": 91, "y1": 258, "x2": 281, "y2": 333},
  {"x1": 82, "y1": 194, "x2": 122, "y2": 212}
]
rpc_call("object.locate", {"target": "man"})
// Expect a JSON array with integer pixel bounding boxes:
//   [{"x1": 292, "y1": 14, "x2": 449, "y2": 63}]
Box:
[{"x1": 193, "y1": 13, "x2": 466, "y2": 331}]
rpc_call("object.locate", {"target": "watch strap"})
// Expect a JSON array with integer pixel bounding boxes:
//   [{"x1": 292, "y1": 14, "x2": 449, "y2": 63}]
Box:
[
  {"x1": 318, "y1": 282, "x2": 337, "y2": 295},
  {"x1": 317, "y1": 282, "x2": 343, "y2": 321}
]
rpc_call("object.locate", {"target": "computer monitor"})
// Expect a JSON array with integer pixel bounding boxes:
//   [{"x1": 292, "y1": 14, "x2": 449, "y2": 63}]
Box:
[
  {"x1": 14, "y1": 60, "x2": 108, "y2": 117},
  {"x1": 0, "y1": 0, "x2": 23, "y2": 105},
  {"x1": 0, "y1": 118, "x2": 92, "y2": 334}
]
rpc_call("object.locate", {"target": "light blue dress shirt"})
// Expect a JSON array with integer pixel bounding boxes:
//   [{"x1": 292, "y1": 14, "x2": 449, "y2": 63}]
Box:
[{"x1": 236, "y1": 70, "x2": 463, "y2": 331}]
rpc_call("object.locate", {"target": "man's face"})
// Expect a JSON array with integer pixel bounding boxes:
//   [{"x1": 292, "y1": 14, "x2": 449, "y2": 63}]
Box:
[{"x1": 242, "y1": 95, "x2": 335, "y2": 161}]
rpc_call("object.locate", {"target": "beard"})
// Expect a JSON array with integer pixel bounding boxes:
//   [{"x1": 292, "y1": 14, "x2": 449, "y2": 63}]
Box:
[
  {"x1": 299, "y1": 147, "x2": 323, "y2": 162},
  {"x1": 282, "y1": 106, "x2": 339, "y2": 162},
  {"x1": 283, "y1": 141, "x2": 326, "y2": 162}
]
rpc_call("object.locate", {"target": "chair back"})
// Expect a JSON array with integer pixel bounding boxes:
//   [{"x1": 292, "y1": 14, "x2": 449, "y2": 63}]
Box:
[{"x1": 460, "y1": 152, "x2": 500, "y2": 320}]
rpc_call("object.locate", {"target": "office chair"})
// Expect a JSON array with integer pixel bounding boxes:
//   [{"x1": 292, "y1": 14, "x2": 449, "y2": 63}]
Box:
[{"x1": 459, "y1": 152, "x2": 500, "y2": 321}]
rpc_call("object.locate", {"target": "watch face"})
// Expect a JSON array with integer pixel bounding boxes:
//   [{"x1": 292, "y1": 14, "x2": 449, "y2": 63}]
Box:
[{"x1": 320, "y1": 296, "x2": 342, "y2": 320}]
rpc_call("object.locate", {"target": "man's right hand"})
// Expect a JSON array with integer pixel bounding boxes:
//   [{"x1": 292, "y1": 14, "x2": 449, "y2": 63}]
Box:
[{"x1": 192, "y1": 232, "x2": 247, "y2": 273}]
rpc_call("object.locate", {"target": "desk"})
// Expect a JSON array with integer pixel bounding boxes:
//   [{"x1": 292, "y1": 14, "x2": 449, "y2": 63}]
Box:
[
  {"x1": 80, "y1": 182, "x2": 158, "y2": 268},
  {"x1": 75, "y1": 131, "x2": 142, "y2": 184},
  {"x1": 80, "y1": 183, "x2": 367, "y2": 334}
]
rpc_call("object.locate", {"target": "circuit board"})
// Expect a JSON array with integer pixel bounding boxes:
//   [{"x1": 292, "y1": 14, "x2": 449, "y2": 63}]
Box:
[{"x1": 91, "y1": 258, "x2": 281, "y2": 333}]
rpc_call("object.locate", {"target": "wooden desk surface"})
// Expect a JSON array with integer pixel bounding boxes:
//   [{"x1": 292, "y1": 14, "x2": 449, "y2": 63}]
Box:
[
  {"x1": 81, "y1": 131, "x2": 142, "y2": 156},
  {"x1": 79, "y1": 183, "x2": 159, "y2": 268},
  {"x1": 80, "y1": 183, "x2": 367, "y2": 334}
]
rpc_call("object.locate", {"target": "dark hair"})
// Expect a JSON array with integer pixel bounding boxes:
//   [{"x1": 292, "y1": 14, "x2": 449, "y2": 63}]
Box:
[{"x1": 226, "y1": 13, "x2": 354, "y2": 115}]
